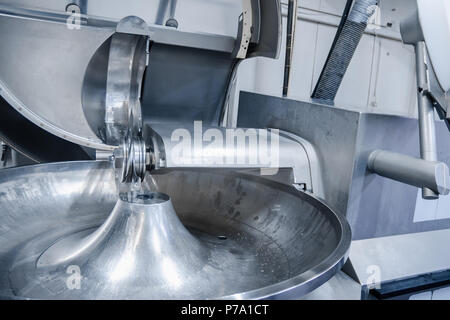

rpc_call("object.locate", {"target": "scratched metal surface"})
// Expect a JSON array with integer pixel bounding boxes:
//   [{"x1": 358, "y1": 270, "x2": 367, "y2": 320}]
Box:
[{"x1": 0, "y1": 161, "x2": 350, "y2": 299}]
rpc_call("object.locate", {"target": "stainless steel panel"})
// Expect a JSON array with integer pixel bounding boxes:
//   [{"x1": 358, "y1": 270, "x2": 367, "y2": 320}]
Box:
[
  {"x1": 348, "y1": 113, "x2": 450, "y2": 239},
  {"x1": 0, "y1": 96, "x2": 92, "y2": 163},
  {"x1": 0, "y1": 12, "x2": 237, "y2": 154},
  {"x1": 0, "y1": 0, "x2": 243, "y2": 38},
  {"x1": 237, "y1": 91, "x2": 450, "y2": 239},
  {"x1": 0, "y1": 14, "x2": 114, "y2": 150},
  {"x1": 237, "y1": 91, "x2": 361, "y2": 216}
]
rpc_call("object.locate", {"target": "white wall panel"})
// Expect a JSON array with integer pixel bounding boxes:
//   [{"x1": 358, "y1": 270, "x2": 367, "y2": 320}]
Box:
[
  {"x1": 311, "y1": 24, "x2": 335, "y2": 90},
  {"x1": 236, "y1": 0, "x2": 421, "y2": 119},
  {"x1": 319, "y1": 0, "x2": 348, "y2": 16},
  {"x1": 368, "y1": 37, "x2": 417, "y2": 116},
  {"x1": 335, "y1": 34, "x2": 375, "y2": 109},
  {"x1": 299, "y1": 0, "x2": 321, "y2": 11},
  {"x1": 288, "y1": 20, "x2": 318, "y2": 100}
]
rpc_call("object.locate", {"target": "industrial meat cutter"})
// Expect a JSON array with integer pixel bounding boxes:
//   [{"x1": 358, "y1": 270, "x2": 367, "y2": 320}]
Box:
[
  {"x1": 0, "y1": 0, "x2": 449, "y2": 300},
  {"x1": 0, "y1": 0, "x2": 351, "y2": 299}
]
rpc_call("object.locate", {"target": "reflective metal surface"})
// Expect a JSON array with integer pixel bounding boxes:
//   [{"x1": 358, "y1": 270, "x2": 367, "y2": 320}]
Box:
[
  {"x1": 237, "y1": 91, "x2": 362, "y2": 216},
  {"x1": 0, "y1": 0, "x2": 243, "y2": 37},
  {"x1": 144, "y1": 123, "x2": 321, "y2": 194},
  {"x1": 0, "y1": 13, "x2": 113, "y2": 150},
  {"x1": 0, "y1": 161, "x2": 350, "y2": 299},
  {"x1": 0, "y1": 9, "x2": 237, "y2": 153},
  {"x1": 82, "y1": 18, "x2": 149, "y2": 146},
  {"x1": 0, "y1": 2, "x2": 282, "y2": 158},
  {"x1": 26, "y1": 192, "x2": 211, "y2": 299}
]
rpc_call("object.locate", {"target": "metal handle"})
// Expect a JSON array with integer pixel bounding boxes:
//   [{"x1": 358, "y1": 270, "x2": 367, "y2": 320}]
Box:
[{"x1": 368, "y1": 150, "x2": 450, "y2": 198}]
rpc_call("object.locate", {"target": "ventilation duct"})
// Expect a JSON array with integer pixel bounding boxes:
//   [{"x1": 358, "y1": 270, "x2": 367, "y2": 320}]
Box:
[{"x1": 312, "y1": 0, "x2": 378, "y2": 102}]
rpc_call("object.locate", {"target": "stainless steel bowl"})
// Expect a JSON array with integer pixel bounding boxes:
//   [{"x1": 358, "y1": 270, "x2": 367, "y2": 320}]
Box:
[{"x1": 0, "y1": 161, "x2": 351, "y2": 299}]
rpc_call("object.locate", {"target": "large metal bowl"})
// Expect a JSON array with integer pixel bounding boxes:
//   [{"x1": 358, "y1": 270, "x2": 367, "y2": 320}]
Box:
[{"x1": 0, "y1": 161, "x2": 351, "y2": 299}]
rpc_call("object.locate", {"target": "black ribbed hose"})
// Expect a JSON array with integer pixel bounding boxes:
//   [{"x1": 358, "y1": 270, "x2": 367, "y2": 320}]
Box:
[{"x1": 312, "y1": 0, "x2": 379, "y2": 102}]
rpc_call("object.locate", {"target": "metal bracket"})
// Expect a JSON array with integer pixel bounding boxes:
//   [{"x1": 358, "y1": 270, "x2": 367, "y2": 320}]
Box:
[
  {"x1": 246, "y1": 0, "x2": 281, "y2": 59},
  {"x1": 233, "y1": 0, "x2": 254, "y2": 59},
  {"x1": 232, "y1": 0, "x2": 264, "y2": 59}
]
